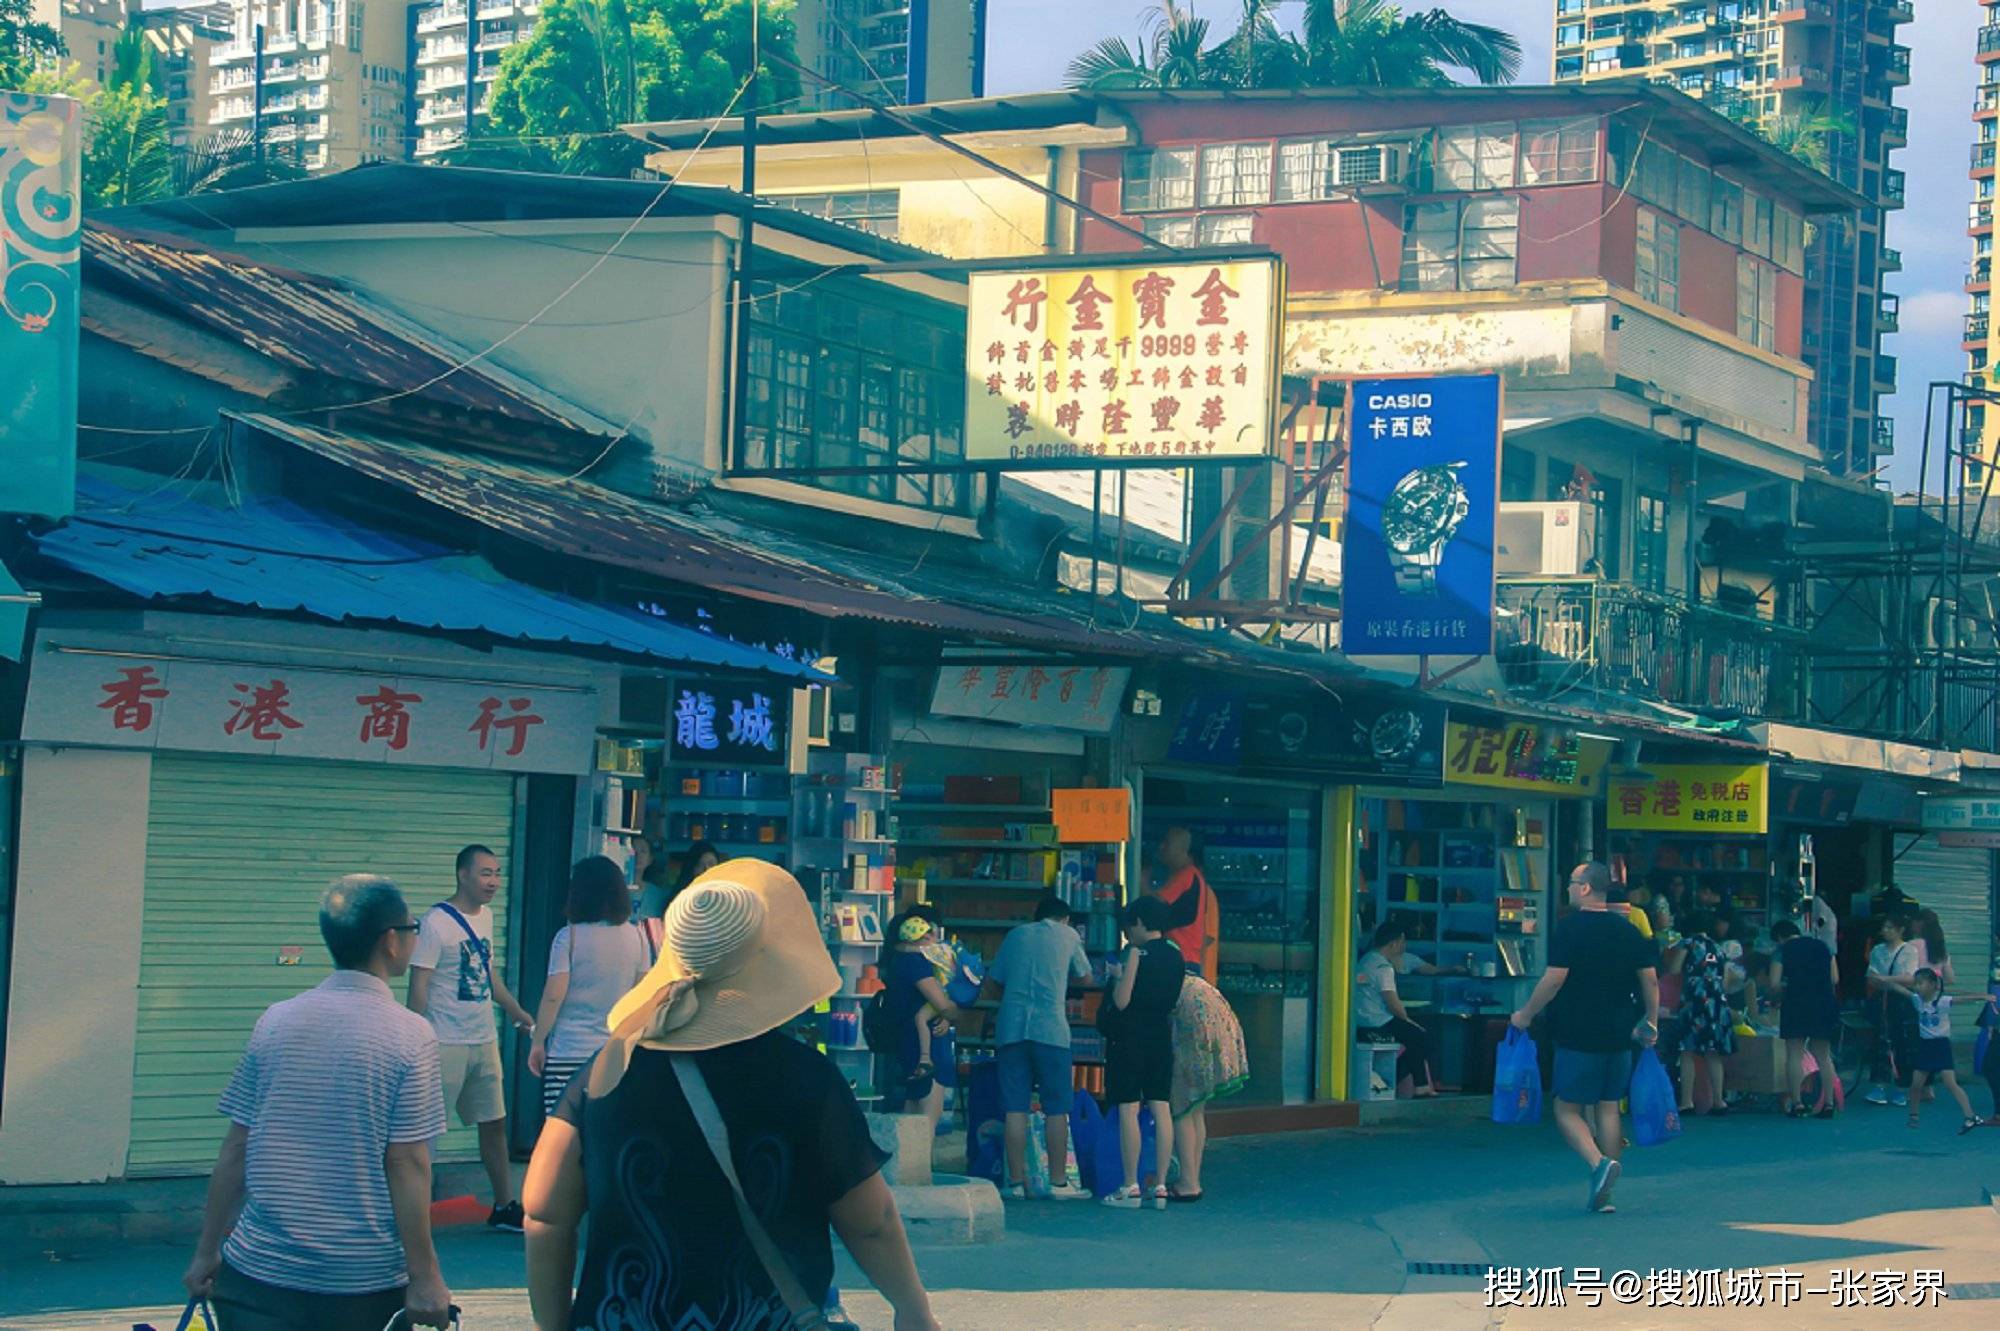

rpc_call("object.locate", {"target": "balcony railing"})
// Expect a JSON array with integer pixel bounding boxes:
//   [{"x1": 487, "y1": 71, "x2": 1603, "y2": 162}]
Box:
[
  {"x1": 1982, "y1": 24, "x2": 2000, "y2": 57},
  {"x1": 1881, "y1": 43, "x2": 1911, "y2": 81},
  {"x1": 1496, "y1": 581, "x2": 1799, "y2": 720},
  {"x1": 1975, "y1": 200, "x2": 1995, "y2": 229},
  {"x1": 1875, "y1": 354, "x2": 1898, "y2": 386},
  {"x1": 419, "y1": 1, "x2": 468, "y2": 29},
  {"x1": 1885, "y1": 0, "x2": 1914, "y2": 21},
  {"x1": 1874, "y1": 416, "x2": 1895, "y2": 452},
  {"x1": 1968, "y1": 312, "x2": 1991, "y2": 343},
  {"x1": 1972, "y1": 258, "x2": 1992, "y2": 289},
  {"x1": 1976, "y1": 142, "x2": 1996, "y2": 172},
  {"x1": 1882, "y1": 169, "x2": 1906, "y2": 205},
  {"x1": 1878, "y1": 293, "x2": 1899, "y2": 331},
  {"x1": 1882, "y1": 105, "x2": 1909, "y2": 140},
  {"x1": 1882, "y1": 245, "x2": 1902, "y2": 270}
]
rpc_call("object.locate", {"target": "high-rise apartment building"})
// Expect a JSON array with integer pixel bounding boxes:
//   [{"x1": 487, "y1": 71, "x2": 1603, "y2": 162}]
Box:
[
  {"x1": 409, "y1": 0, "x2": 536, "y2": 158},
  {"x1": 1554, "y1": 0, "x2": 1910, "y2": 477},
  {"x1": 205, "y1": 1, "x2": 413, "y2": 173},
  {"x1": 140, "y1": 2, "x2": 234, "y2": 147},
  {"x1": 31, "y1": 0, "x2": 131, "y2": 86},
  {"x1": 1968, "y1": 0, "x2": 2000, "y2": 484},
  {"x1": 794, "y1": 0, "x2": 984, "y2": 108}
]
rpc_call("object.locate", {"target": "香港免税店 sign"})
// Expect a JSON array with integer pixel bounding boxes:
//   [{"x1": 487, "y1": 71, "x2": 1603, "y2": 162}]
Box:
[
  {"x1": 1342, "y1": 374, "x2": 1501, "y2": 658},
  {"x1": 964, "y1": 258, "x2": 1281, "y2": 464},
  {"x1": 1609, "y1": 763, "x2": 1769, "y2": 834}
]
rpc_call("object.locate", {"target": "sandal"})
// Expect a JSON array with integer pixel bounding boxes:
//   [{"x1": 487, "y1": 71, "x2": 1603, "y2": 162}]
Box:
[
  {"x1": 1168, "y1": 1188, "x2": 1204, "y2": 1203},
  {"x1": 1784, "y1": 1102, "x2": 1811, "y2": 1119},
  {"x1": 1960, "y1": 1116, "x2": 1986, "y2": 1136},
  {"x1": 1152, "y1": 1184, "x2": 1170, "y2": 1210}
]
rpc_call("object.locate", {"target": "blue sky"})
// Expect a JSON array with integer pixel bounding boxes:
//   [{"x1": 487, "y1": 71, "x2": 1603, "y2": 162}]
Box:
[{"x1": 985, "y1": 1, "x2": 1974, "y2": 493}]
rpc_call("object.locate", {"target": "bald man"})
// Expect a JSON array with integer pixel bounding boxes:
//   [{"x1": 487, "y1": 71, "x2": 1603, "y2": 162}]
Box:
[{"x1": 1151, "y1": 827, "x2": 1218, "y2": 984}]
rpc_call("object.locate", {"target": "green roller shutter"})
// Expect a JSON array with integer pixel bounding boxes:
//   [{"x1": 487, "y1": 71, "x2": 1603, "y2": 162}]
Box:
[{"x1": 131, "y1": 754, "x2": 516, "y2": 1176}]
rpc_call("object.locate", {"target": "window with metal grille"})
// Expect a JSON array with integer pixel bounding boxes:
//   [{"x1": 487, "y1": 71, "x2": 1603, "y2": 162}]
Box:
[
  {"x1": 741, "y1": 281, "x2": 967, "y2": 515},
  {"x1": 1519, "y1": 118, "x2": 1597, "y2": 185},
  {"x1": 768, "y1": 190, "x2": 900, "y2": 240},
  {"x1": 1636, "y1": 208, "x2": 1680, "y2": 312},
  {"x1": 1199, "y1": 141, "x2": 1274, "y2": 207},
  {"x1": 1122, "y1": 147, "x2": 1197, "y2": 212},
  {"x1": 1401, "y1": 197, "x2": 1519, "y2": 292},
  {"x1": 1436, "y1": 122, "x2": 1517, "y2": 190}
]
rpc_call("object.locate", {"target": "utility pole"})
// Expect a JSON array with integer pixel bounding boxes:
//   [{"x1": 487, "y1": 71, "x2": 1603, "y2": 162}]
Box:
[{"x1": 251, "y1": 20, "x2": 265, "y2": 168}]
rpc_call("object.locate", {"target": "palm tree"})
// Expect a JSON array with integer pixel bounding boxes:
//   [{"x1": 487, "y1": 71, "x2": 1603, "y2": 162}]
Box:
[
  {"x1": 1740, "y1": 104, "x2": 1850, "y2": 175},
  {"x1": 171, "y1": 127, "x2": 307, "y2": 195},
  {"x1": 1066, "y1": 0, "x2": 1522, "y2": 93}
]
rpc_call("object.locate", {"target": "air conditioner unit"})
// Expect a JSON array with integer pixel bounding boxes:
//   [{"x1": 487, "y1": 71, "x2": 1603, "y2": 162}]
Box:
[
  {"x1": 1335, "y1": 143, "x2": 1405, "y2": 189},
  {"x1": 1497, "y1": 502, "x2": 1597, "y2": 577}
]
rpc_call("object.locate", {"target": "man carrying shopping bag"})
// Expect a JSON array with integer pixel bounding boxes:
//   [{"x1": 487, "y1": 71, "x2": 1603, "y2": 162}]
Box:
[{"x1": 1512, "y1": 862, "x2": 1660, "y2": 1215}]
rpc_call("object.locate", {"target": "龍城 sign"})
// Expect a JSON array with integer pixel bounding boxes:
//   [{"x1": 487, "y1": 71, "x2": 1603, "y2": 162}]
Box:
[{"x1": 964, "y1": 258, "x2": 1282, "y2": 464}]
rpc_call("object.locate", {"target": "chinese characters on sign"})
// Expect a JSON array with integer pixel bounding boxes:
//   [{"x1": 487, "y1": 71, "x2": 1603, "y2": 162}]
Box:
[
  {"x1": 1482, "y1": 1266, "x2": 1947, "y2": 1311},
  {"x1": 963, "y1": 259, "x2": 1281, "y2": 463},
  {"x1": 1052, "y1": 788, "x2": 1132, "y2": 844},
  {"x1": 665, "y1": 678, "x2": 790, "y2": 768},
  {"x1": 26, "y1": 641, "x2": 595, "y2": 773},
  {"x1": 1342, "y1": 374, "x2": 1502, "y2": 658},
  {"x1": 928, "y1": 663, "x2": 1130, "y2": 735},
  {"x1": 1443, "y1": 722, "x2": 1611, "y2": 794},
  {"x1": 1607, "y1": 763, "x2": 1769, "y2": 834},
  {"x1": 1921, "y1": 795, "x2": 2000, "y2": 832}
]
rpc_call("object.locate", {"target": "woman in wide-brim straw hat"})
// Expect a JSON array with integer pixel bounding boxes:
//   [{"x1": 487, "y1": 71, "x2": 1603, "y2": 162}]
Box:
[{"x1": 522, "y1": 859, "x2": 941, "y2": 1331}]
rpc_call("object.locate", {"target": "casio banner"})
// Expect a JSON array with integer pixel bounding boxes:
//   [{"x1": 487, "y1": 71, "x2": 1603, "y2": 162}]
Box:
[{"x1": 1341, "y1": 374, "x2": 1502, "y2": 658}]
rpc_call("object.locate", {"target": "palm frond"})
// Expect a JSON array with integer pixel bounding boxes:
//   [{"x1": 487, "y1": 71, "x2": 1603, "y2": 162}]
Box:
[
  {"x1": 1065, "y1": 35, "x2": 1157, "y2": 90},
  {"x1": 1405, "y1": 11, "x2": 1523, "y2": 85}
]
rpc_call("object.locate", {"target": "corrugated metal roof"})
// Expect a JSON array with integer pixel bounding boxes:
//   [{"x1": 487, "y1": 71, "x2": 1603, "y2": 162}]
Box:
[
  {"x1": 37, "y1": 472, "x2": 828, "y2": 681},
  {"x1": 233, "y1": 412, "x2": 1347, "y2": 678},
  {"x1": 82, "y1": 223, "x2": 616, "y2": 439}
]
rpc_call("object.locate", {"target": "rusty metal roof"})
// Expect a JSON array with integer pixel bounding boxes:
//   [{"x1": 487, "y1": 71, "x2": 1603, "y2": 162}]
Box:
[
  {"x1": 233, "y1": 412, "x2": 1345, "y2": 675},
  {"x1": 82, "y1": 222, "x2": 615, "y2": 439}
]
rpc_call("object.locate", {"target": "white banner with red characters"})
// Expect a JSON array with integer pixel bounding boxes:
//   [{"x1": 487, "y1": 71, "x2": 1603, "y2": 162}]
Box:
[
  {"x1": 963, "y1": 257, "x2": 1282, "y2": 464},
  {"x1": 928, "y1": 662, "x2": 1130, "y2": 735},
  {"x1": 24, "y1": 642, "x2": 598, "y2": 773}
]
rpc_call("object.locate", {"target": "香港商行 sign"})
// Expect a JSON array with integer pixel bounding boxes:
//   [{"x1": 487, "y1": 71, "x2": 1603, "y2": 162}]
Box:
[
  {"x1": 1342, "y1": 374, "x2": 1502, "y2": 658},
  {"x1": 1608, "y1": 763, "x2": 1769, "y2": 833},
  {"x1": 22, "y1": 643, "x2": 596, "y2": 773},
  {"x1": 964, "y1": 258, "x2": 1281, "y2": 464}
]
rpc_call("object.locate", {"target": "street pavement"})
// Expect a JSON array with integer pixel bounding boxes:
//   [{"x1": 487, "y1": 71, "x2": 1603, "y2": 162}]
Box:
[{"x1": 5, "y1": 1102, "x2": 1999, "y2": 1331}]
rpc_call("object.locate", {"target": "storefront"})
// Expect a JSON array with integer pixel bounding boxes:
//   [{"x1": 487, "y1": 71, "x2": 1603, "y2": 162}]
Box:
[
  {"x1": 1606, "y1": 759, "x2": 1774, "y2": 944},
  {"x1": 0, "y1": 616, "x2": 602, "y2": 1180},
  {"x1": 1346, "y1": 719, "x2": 1608, "y2": 1100}
]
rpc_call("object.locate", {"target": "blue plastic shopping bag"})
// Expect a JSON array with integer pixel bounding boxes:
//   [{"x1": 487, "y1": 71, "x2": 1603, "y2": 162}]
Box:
[
  {"x1": 1629, "y1": 1047, "x2": 1682, "y2": 1146},
  {"x1": 1491, "y1": 1026, "x2": 1543, "y2": 1125}
]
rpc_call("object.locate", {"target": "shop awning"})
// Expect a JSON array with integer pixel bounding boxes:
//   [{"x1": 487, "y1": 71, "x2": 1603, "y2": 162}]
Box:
[
  {"x1": 34, "y1": 473, "x2": 830, "y2": 681},
  {"x1": 1752, "y1": 721, "x2": 1962, "y2": 783}
]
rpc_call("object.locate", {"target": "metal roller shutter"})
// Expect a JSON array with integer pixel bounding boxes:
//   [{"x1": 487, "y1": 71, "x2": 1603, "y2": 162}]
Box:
[
  {"x1": 1892, "y1": 834, "x2": 1995, "y2": 1042},
  {"x1": 131, "y1": 754, "x2": 516, "y2": 1176}
]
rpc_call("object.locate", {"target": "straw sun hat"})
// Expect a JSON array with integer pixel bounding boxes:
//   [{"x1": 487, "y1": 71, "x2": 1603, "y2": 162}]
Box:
[{"x1": 594, "y1": 858, "x2": 838, "y2": 1092}]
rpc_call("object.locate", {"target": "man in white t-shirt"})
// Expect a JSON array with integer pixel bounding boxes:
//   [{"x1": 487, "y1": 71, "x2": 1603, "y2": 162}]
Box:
[
  {"x1": 408, "y1": 844, "x2": 534, "y2": 1231},
  {"x1": 1355, "y1": 920, "x2": 1458, "y2": 1097}
]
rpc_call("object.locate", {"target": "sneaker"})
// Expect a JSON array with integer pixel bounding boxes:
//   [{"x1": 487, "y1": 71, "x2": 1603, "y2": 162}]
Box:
[
  {"x1": 1588, "y1": 1157, "x2": 1621, "y2": 1213},
  {"x1": 1100, "y1": 1185, "x2": 1142, "y2": 1209},
  {"x1": 1046, "y1": 1182, "x2": 1091, "y2": 1201},
  {"x1": 1891, "y1": 1090, "x2": 1909, "y2": 1108},
  {"x1": 487, "y1": 1200, "x2": 525, "y2": 1233},
  {"x1": 1865, "y1": 1085, "x2": 1890, "y2": 1105}
]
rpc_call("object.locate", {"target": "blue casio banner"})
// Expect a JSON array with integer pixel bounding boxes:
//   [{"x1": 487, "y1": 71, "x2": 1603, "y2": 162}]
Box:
[{"x1": 1342, "y1": 374, "x2": 1501, "y2": 658}]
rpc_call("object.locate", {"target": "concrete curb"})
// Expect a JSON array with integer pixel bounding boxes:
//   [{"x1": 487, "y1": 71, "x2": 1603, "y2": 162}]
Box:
[{"x1": 890, "y1": 1174, "x2": 1004, "y2": 1244}]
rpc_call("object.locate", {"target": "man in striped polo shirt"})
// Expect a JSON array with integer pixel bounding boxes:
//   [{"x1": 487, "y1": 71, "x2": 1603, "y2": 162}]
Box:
[{"x1": 184, "y1": 875, "x2": 454, "y2": 1330}]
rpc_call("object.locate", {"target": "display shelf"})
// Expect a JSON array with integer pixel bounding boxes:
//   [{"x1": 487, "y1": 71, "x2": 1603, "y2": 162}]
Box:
[
  {"x1": 892, "y1": 801, "x2": 1048, "y2": 815},
  {"x1": 919, "y1": 878, "x2": 1050, "y2": 891},
  {"x1": 672, "y1": 796, "x2": 791, "y2": 814},
  {"x1": 896, "y1": 838, "x2": 1060, "y2": 850},
  {"x1": 939, "y1": 918, "x2": 1014, "y2": 931}
]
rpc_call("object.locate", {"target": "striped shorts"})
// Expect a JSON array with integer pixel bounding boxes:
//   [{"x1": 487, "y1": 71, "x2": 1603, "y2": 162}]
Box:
[{"x1": 541, "y1": 1055, "x2": 592, "y2": 1118}]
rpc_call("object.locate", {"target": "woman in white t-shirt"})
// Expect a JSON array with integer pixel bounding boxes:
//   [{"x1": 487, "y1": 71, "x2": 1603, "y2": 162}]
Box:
[
  {"x1": 1865, "y1": 914, "x2": 1922, "y2": 1106},
  {"x1": 528, "y1": 856, "x2": 657, "y2": 1116}
]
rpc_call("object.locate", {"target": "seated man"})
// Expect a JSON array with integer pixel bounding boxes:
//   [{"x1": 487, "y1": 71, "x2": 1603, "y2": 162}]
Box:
[{"x1": 1354, "y1": 921, "x2": 1456, "y2": 1097}]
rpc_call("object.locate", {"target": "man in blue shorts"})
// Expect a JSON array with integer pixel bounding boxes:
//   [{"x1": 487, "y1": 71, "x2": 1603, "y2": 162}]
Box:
[{"x1": 1512, "y1": 860, "x2": 1659, "y2": 1214}]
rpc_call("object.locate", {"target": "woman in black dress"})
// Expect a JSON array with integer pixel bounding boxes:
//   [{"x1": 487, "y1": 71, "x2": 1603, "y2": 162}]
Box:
[{"x1": 1772, "y1": 920, "x2": 1842, "y2": 1117}]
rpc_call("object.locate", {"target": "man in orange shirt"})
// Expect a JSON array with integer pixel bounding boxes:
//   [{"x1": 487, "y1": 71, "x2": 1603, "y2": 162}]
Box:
[{"x1": 1152, "y1": 826, "x2": 1218, "y2": 983}]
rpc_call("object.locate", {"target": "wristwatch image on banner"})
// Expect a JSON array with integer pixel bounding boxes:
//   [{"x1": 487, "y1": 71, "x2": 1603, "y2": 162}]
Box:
[{"x1": 1341, "y1": 373, "x2": 1501, "y2": 659}]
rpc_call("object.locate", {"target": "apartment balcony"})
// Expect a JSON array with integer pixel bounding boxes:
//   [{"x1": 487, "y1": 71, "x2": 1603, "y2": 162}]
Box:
[
  {"x1": 300, "y1": 146, "x2": 329, "y2": 172},
  {"x1": 1775, "y1": 64, "x2": 1831, "y2": 94},
  {"x1": 265, "y1": 123, "x2": 299, "y2": 144},
  {"x1": 1972, "y1": 258, "x2": 1992, "y2": 292},
  {"x1": 419, "y1": 2, "x2": 469, "y2": 31},
  {"x1": 1884, "y1": 0, "x2": 1914, "y2": 22},
  {"x1": 418, "y1": 69, "x2": 466, "y2": 95},
  {"x1": 1881, "y1": 168, "x2": 1906, "y2": 207},
  {"x1": 1874, "y1": 416, "x2": 1895, "y2": 453},
  {"x1": 1771, "y1": 0, "x2": 1833, "y2": 23},
  {"x1": 263, "y1": 60, "x2": 301, "y2": 84},
  {"x1": 208, "y1": 98, "x2": 253, "y2": 125},
  {"x1": 1881, "y1": 105, "x2": 1908, "y2": 145},
  {"x1": 263, "y1": 33, "x2": 296, "y2": 55},
  {"x1": 1977, "y1": 142, "x2": 1997, "y2": 175},
  {"x1": 474, "y1": 27, "x2": 518, "y2": 51},
  {"x1": 419, "y1": 39, "x2": 469, "y2": 63},
  {"x1": 262, "y1": 92, "x2": 298, "y2": 113},
  {"x1": 474, "y1": 58, "x2": 504, "y2": 80},
  {"x1": 301, "y1": 56, "x2": 331, "y2": 81},
  {"x1": 209, "y1": 68, "x2": 254, "y2": 94},
  {"x1": 1495, "y1": 581, "x2": 1801, "y2": 722},
  {"x1": 1967, "y1": 312, "x2": 1990, "y2": 346},
  {"x1": 1982, "y1": 24, "x2": 2000, "y2": 62},
  {"x1": 213, "y1": 40, "x2": 255, "y2": 64},
  {"x1": 478, "y1": 0, "x2": 519, "y2": 15},
  {"x1": 1875, "y1": 354, "x2": 1898, "y2": 387},
  {"x1": 417, "y1": 98, "x2": 466, "y2": 124},
  {"x1": 303, "y1": 116, "x2": 328, "y2": 141},
  {"x1": 1879, "y1": 43, "x2": 1910, "y2": 84},
  {"x1": 1975, "y1": 199, "x2": 1995, "y2": 233},
  {"x1": 1878, "y1": 294, "x2": 1900, "y2": 332},
  {"x1": 415, "y1": 127, "x2": 466, "y2": 158}
]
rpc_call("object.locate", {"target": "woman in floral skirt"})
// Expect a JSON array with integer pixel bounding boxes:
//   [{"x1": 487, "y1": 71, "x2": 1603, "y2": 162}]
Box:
[
  {"x1": 1166, "y1": 974, "x2": 1248, "y2": 1202},
  {"x1": 1677, "y1": 912, "x2": 1737, "y2": 1116}
]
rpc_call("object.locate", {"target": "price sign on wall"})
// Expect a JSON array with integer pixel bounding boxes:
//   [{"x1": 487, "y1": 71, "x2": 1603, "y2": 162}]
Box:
[{"x1": 1053, "y1": 788, "x2": 1131, "y2": 844}]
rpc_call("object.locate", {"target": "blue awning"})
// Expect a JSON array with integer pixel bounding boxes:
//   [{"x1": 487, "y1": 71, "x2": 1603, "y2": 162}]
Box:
[{"x1": 35, "y1": 474, "x2": 829, "y2": 681}]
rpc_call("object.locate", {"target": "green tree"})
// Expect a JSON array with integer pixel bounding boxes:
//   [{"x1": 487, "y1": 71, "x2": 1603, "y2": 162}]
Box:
[
  {"x1": 1066, "y1": 0, "x2": 1521, "y2": 92},
  {"x1": 461, "y1": 0, "x2": 800, "y2": 177},
  {"x1": 1717, "y1": 95, "x2": 1850, "y2": 175},
  {"x1": 1, "y1": 0, "x2": 64, "y2": 88}
]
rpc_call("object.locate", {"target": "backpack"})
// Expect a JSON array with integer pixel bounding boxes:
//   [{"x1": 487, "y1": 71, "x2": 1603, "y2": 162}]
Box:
[{"x1": 862, "y1": 988, "x2": 898, "y2": 1057}]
